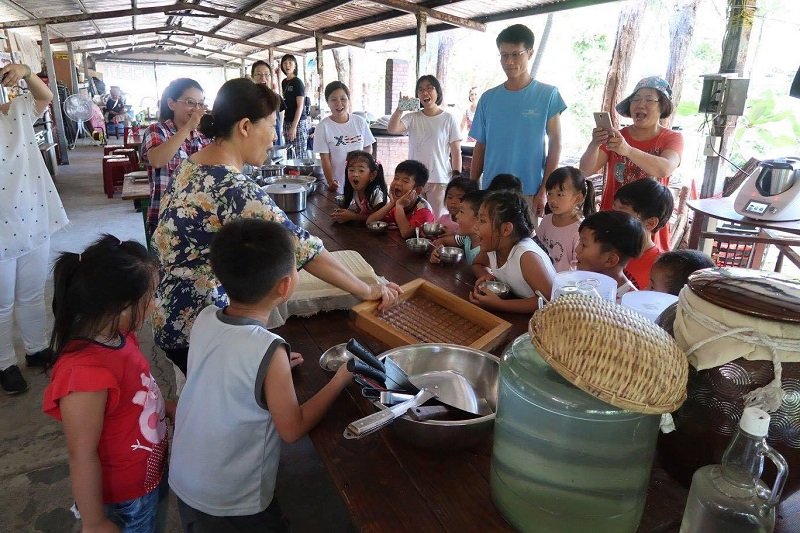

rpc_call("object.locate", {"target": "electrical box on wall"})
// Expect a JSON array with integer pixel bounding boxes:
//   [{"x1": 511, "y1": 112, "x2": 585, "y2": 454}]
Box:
[{"x1": 698, "y1": 74, "x2": 750, "y2": 116}]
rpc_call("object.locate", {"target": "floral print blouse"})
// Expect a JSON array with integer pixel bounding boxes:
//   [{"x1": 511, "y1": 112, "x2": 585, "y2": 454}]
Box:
[{"x1": 151, "y1": 161, "x2": 323, "y2": 350}]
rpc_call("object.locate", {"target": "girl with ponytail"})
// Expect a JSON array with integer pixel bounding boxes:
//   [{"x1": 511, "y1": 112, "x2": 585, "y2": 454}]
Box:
[
  {"x1": 470, "y1": 190, "x2": 557, "y2": 313},
  {"x1": 43, "y1": 235, "x2": 173, "y2": 532}
]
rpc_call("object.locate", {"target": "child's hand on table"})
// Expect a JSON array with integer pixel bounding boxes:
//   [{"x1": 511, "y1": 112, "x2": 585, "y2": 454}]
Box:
[
  {"x1": 330, "y1": 208, "x2": 355, "y2": 223},
  {"x1": 289, "y1": 351, "x2": 304, "y2": 368},
  {"x1": 430, "y1": 246, "x2": 442, "y2": 264}
]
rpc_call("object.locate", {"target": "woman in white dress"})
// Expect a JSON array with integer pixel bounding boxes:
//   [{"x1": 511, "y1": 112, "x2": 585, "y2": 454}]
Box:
[{"x1": 0, "y1": 63, "x2": 69, "y2": 394}]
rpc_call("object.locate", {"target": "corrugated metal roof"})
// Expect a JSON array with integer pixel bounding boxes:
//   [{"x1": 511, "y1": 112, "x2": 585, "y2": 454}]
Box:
[{"x1": 0, "y1": 0, "x2": 622, "y2": 65}]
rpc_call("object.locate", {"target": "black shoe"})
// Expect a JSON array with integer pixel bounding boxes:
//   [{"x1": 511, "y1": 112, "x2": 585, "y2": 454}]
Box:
[
  {"x1": 0, "y1": 365, "x2": 29, "y2": 395},
  {"x1": 26, "y1": 348, "x2": 52, "y2": 368}
]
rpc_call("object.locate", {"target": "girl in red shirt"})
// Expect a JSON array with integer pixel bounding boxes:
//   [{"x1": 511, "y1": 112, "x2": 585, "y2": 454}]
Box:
[{"x1": 43, "y1": 235, "x2": 174, "y2": 533}]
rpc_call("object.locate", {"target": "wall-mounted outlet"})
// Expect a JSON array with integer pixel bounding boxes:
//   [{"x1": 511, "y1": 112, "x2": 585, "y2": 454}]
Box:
[{"x1": 703, "y1": 135, "x2": 722, "y2": 157}]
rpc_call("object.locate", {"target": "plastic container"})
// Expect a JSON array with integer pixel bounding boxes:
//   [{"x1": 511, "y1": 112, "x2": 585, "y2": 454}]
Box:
[
  {"x1": 551, "y1": 271, "x2": 616, "y2": 303},
  {"x1": 621, "y1": 290, "x2": 679, "y2": 322},
  {"x1": 680, "y1": 407, "x2": 788, "y2": 533},
  {"x1": 491, "y1": 334, "x2": 661, "y2": 533}
]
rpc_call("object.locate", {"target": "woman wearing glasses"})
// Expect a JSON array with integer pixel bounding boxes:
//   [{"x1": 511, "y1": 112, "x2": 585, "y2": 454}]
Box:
[
  {"x1": 579, "y1": 76, "x2": 683, "y2": 226},
  {"x1": 151, "y1": 79, "x2": 401, "y2": 378},
  {"x1": 387, "y1": 74, "x2": 461, "y2": 219},
  {"x1": 140, "y1": 78, "x2": 211, "y2": 239}
]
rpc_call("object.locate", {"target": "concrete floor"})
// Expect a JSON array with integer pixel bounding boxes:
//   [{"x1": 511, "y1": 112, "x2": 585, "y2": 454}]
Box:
[{"x1": 0, "y1": 145, "x2": 353, "y2": 532}]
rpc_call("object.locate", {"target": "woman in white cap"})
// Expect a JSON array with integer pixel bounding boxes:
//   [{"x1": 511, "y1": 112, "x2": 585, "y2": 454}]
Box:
[{"x1": 579, "y1": 76, "x2": 683, "y2": 250}]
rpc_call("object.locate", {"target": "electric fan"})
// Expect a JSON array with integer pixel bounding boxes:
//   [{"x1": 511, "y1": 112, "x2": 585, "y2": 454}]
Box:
[{"x1": 63, "y1": 94, "x2": 96, "y2": 149}]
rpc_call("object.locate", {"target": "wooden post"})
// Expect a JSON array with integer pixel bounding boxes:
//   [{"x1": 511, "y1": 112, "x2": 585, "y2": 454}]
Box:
[
  {"x1": 315, "y1": 36, "x2": 324, "y2": 107},
  {"x1": 66, "y1": 41, "x2": 79, "y2": 94},
  {"x1": 40, "y1": 25, "x2": 69, "y2": 164},
  {"x1": 415, "y1": 12, "x2": 427, "y2": 80},
  {"x1": 699, "y1": 0, "x2": 756, "y2": 198}
]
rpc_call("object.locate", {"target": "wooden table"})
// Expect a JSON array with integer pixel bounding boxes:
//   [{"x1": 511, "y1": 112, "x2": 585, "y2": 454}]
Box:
[
  {"x1": 121, "y1": 176, "x2": 150, "y2": 244},
  {"x1": 273, "y1": 188, "x2": 689, "y2": 532},
  {"x1": 125, "y1": 132, "x2": 143, "y2": 148},
  {"x1": 687, "y1": 196, "x2": 800, "y2": 245}
]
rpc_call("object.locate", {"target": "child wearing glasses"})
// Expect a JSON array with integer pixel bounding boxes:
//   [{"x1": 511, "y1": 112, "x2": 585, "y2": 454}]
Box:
[
  {"x1": 469, "y1": 24, "x2": 566, "y2": 222},
  {"x1": 579, "y1": 76, "x2": 684, "y2": 251}
]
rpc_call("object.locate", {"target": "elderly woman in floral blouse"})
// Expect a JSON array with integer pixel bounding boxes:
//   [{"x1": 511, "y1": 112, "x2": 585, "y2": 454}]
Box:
[{"x1": 152, "y1": 78, "x2": 401, "y2": 376}]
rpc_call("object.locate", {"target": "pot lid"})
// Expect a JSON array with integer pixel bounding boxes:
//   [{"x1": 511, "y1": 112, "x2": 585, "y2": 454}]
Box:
[
  {"x1": 529, "y1": 295, "x2": 688, "y2": 414},
  {"x1": 688, "y1": 267, "x2": 800, "y2": 323}
]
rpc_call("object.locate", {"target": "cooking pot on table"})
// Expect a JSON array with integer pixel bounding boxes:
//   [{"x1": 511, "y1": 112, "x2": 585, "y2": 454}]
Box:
[
  {"x1": 284, "y1": 158, "x2": 323, "y2": 180},
  {"x1": 264, "y1": 182, "x2": 306, "y2": 213},
  {"x1": 261, "y1": 174, "x2": 317, "y2": 195},
  {"x1": 368, "y1": 344, "x2": 499, "y2": 449}
]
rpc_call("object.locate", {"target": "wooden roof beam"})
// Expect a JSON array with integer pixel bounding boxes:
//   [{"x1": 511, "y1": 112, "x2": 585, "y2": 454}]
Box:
[
  {"x1": 187, "y1": 5, "x2": 366, "y2": 49},
  {"x1": 0, "y1": 3, "x2": 181, "y2": 29},
  {"x1": 73, "y1": 38, "x2": 162, "y2": 54},
  {"x1": 46, "y1": 26, "x2": 173, "y2": 44},
  {"x1": 366, "y1": 0, "x2": 485, "y2": 31}
]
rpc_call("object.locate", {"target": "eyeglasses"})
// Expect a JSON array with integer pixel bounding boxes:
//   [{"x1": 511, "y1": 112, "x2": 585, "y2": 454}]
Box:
[
  {"x1": 630, "y1": 96, "x2": 660, "y2": 104},
  {"x1": 417, "y1": 85, "x2": 436, "y2": 93},
  {"x1": 499, "y1": 48, "x2": 531, "y2": 61},
  {"x1": 177, "y1": 98, "x2": 206, "y2": 109}
]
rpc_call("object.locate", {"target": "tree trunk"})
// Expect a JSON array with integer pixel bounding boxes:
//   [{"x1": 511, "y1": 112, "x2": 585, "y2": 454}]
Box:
[
  {"x1": 664, "y1": 0, "x2": 701, "y2": 126},
  {"x1": 436, "y1": 33, "x2": 455, "y2": 95},
  {"x1": 333, "y1": 48, "x2": 349, "y2": 84},
  {"x1": 601, "y1": 0, "x2": 648, "y2": 128},
  {"x1": 349, "y1": 47, "x2": 365, "y2": 112}
]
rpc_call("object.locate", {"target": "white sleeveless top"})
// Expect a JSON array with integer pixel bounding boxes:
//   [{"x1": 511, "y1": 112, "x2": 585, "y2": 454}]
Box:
[
  {"x1": 170, "y1": 306, "x2": 286, "y2": 516},
  {"x1": 488, "y1": 238, "x2": 556, "y2": 298}
]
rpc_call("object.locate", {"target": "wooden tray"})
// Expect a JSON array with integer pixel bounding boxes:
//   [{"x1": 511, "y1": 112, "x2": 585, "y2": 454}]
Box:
[{"x1": 351, "y1": 278, "x2": 512, "y2": 352}]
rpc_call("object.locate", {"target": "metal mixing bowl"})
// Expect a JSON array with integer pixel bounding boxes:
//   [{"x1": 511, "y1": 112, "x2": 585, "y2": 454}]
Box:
[
  {"x1": 422, "y1": 222, "x2": 446, "y2": 238},
  {"x1": 374, "y1": 344, "x2": 500, "y2": 449},
  {"x1": 406, "y1": 238, "x2": 432, "y2": 254},
  {"x1": 479, "y1": 280, "x2": 511, "y2": 298},
  {"x1": 438, "y1": 246, "x2": 464, "y2": 265},
  {"x1": 367, "y1": 221, "x2": 389, "y2": 233}
]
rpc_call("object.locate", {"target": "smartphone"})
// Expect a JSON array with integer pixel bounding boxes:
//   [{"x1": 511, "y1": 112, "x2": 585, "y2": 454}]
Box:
[
  {"x1": 398, "y1": 97, "x2": 421, "y2": 111},
  {"x1": 593, "y1": 111, "x2": 613, "y2": 130}
]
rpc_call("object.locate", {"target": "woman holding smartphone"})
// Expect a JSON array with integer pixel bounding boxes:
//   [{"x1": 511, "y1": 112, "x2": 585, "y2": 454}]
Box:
[
  {"x1": 387, "y1": 75, "x2": 461, "y2": 219},
  {"x1": 579, "y1": 76, "x2": 682, "y2": 249}
]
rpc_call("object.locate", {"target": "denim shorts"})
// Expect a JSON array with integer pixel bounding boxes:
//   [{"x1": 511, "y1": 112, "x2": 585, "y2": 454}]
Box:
[{"x1": 104, "y1": 475, "x2": 169, "y2": 533}]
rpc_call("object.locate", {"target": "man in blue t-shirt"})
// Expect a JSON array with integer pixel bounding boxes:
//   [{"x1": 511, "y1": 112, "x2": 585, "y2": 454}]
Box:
[{"x1": 469, "y1": 24, "x2": 567, "y2": 219}]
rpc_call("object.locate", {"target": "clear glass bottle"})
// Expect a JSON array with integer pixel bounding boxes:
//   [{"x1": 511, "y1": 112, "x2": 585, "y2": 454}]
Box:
[{"x1": 680, "y1": 407, "x2": 788, "y2": 533}]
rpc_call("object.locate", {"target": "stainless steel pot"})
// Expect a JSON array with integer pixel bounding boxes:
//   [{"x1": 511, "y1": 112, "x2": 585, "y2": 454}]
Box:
[
  {"x1": 261, "y1": 174, "x2": 317, "y2": 195},
  {"x1": 256, "y1": 164, "x2": 285, "y2": 186},
  {"x1": 284, "y1": 158, "x2": 323, "y2": 180},
  {"x1": 372, "y1": 344, "x2": 499, "y2": 449},
  {"x1": 264, "y1": 182, "x2": 307, "y2": 212}
]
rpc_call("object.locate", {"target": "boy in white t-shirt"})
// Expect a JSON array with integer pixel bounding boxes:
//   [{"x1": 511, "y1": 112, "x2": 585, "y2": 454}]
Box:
[
  {"x1": 170, "y1": 219, "x2": 352, "y2": 531},
  {"x1": 575, "y1": 211, "x2": 646, "y2": 303}
]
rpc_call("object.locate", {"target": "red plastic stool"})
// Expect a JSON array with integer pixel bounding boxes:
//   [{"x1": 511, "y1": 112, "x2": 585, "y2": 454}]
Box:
[
  {"x1": 103, "y1": 156, "x2": 132, "y2": 198},
  {"x1": 104, "y1": 144, "x2": 124, "y2": 156},
  {"x1": 112, "y1": 148, "x2": 139, "y2": 170}
]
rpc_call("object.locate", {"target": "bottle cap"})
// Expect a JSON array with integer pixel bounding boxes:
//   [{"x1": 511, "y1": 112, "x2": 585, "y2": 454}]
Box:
[{"x1": 740, "y1": 406, "x2": 771, "y2": 437}]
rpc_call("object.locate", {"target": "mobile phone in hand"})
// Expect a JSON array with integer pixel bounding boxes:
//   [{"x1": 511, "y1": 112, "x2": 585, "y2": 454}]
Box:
[
  {"x1": 398, "y1": 97, "x2": 421, "y2": 111},
  {"x1": 593, "y1": 112, "x2": 613, "y2": 130}
]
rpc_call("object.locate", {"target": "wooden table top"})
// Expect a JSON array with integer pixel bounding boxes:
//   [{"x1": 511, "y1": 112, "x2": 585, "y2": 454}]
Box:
[
  {"x1": 272, "y1": 188, "x2": 688, "y2": 532},
  {"x1": 121, "y1": 176, "x2": 149, "y2": 201},
  {"x1": 687, "y1": 196, "x2": 800, "y2": 235}
]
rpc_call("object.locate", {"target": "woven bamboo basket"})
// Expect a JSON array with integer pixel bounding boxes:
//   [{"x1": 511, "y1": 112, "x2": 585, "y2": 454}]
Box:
[{"x1": 529, "y1": 295, "x2": 688, "y2": 414}]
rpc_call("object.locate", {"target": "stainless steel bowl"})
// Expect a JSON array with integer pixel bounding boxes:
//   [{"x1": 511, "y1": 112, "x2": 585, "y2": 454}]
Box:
[
  {"x1": 422, "y1": 222, "x2": 446, "y2": 238},
  {"x1": 284, "y1": 158, "x2": 323, "y2": 180},
  {"x1": 335, "y1": 194, "x2": 348, "y2": 208},
  {"x1": 479, "y1": 280, "x2": 511, "y2": 298},
  {"x1": 367, "y1": 221, "x2": 389, "y2": 233},
  {"x1": 406, "y1": 238, "x2": 432, "y2": 254},
  {"x1": 318, "y1": 343, "x2": 352, "y2": 372},
  {"x1": 438, "y1": 246, "x2": 464, "y2": 265},
  {"x1": 375, "y1": 344, "x2": 500, "y2": 449}
]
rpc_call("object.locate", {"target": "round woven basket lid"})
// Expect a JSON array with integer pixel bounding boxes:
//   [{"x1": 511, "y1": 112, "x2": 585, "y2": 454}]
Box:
[
  {"x1": 688, "y1": 267, "x2": 800, "y2": 323},
  {"x1": 529, "y1": 295, "x2": 688, "y2": 414}
]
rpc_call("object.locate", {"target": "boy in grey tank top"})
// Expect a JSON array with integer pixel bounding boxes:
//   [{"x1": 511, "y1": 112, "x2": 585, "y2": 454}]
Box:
[{"x1": 169, "y1": 219, "x2": 353, "y2": 532}]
